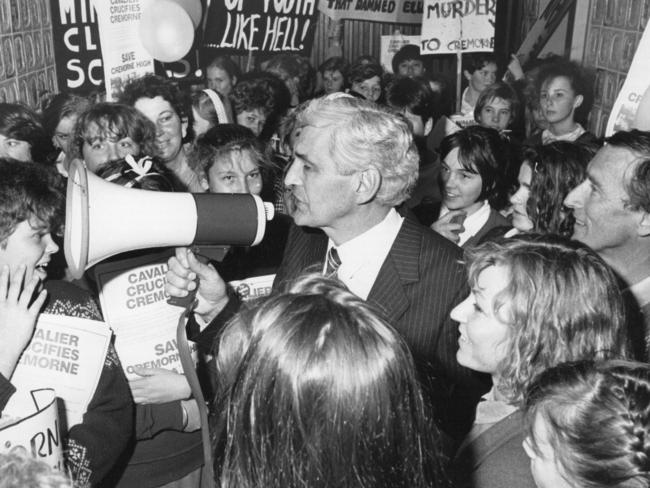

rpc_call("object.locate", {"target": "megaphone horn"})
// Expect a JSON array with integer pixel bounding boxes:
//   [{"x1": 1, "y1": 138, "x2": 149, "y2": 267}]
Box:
[{"x1": 64, "y1": 159, "x2": 274, "y2": 279}]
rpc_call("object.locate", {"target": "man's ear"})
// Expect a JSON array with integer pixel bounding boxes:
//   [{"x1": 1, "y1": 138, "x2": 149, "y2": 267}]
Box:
[
  {"x1": 638, "y1": 212, "x2": 650, "y2": 237},
  {"x1": 355, "y1": 167, "x2": 382, "y2": 204},
  {"x1": 463, "y1": 70, "x2": 472, "y2": 82},
  {"x1": 424, "y1": 117, "x2": 434, "y2": 137}
]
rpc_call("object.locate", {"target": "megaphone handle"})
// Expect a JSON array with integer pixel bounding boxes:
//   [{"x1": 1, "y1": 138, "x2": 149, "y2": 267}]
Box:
[{"x1": 166, "y1": 248, "x2": 212, "y2": 308}]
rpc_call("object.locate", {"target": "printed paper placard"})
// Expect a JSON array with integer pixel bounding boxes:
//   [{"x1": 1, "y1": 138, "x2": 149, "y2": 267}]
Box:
[
  {"x1": 95, "y1": 252, "x2": 197, "y2": 381},
  {"x1": 91, "y1": 0, "x2": 154, "y2": 100},
  {"x1": 606, "y1": 19, "x2": 650, "y2": 135},
  {"x1": 229, "y1": 274, "x2": 275, "y2": 301},
  {"x1": 380, "y1": 34, "x2": 421, "y2": 73},
  {"x1": 420, "y1": 0, "x2": 495, "y2": 54},
  {"x1": 0, "y1": 389, "x2": 63, "y2": 471},
  {"x1": 12, "y1": 314, "x2": 111, "y2": 429}
]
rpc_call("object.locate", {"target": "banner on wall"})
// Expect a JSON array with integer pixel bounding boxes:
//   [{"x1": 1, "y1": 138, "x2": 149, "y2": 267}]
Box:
[
  {"x1": 318, "y1": 0, "x2": 423, "y2": 24},
  {"x1": 420, "y1": 0, "x2": 495, "y2": 55},
  {"x1": 50, "y1": 0, "x2": 104, "y2": 93},
  {"x1": 202, "y1": 0, "x2": 318, "y2": 54},
  {"x1": 0, "y1": 389, "x2": 63, "y2": 471},
  {"x1": 91, "y1": 0, "x2": 155, "y2": 101},
  {"x1": 606, "y1": 19, "x2": 650, "y2": 136}
]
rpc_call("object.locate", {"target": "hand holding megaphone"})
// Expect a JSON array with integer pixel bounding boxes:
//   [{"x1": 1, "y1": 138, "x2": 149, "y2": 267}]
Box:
[{"x1": 166, "y1": 247, "x2": 230, "y2": 320}]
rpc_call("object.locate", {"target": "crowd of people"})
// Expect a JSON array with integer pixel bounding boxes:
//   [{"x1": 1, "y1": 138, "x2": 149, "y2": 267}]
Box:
[{"x1": 0, "y1": 44, "x2": 649, "y2": 488}]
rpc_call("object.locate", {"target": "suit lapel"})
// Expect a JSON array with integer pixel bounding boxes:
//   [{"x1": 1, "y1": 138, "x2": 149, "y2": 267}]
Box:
[{"x1": 367, "y1": 217, "x2": 421, "y2": 324}]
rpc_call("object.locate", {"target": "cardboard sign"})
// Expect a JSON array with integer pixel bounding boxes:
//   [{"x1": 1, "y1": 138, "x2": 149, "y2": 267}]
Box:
[
  {"x1": 318, "y1": 0, "x2": 423, "y2": 24},
  {"x1": 229, "y1": 274, "x2": 275, "y2": 301},
  {"x1": 11, "y1": 315, "x2": 111, "y2": 429},
  {"x1": 0, "y1": 389, "x2": 63, "y2": 472},
  {"x1": 202, "y1": 0, "x2": 318, "y2": 54},
  {"x1": 95, "y1": 252, "x2": 197, "y2": 381},
  {"x1": 91, "y1": 0, "x2": 155, "y2": 101},
  {"x1": 420, "y1": 0, "x2": 495, "y2": 54},
  {"x1": 606, "y1": 19, "x2": 650, "y2": 136},
  {"x1": 50, "y1": 0, "x2": 103, "y2": 92},
  {"x1": 380, "y1": 34, "x2": 420, "y2": 73}
]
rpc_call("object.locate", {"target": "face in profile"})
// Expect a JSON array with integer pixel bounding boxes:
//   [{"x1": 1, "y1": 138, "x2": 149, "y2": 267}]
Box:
[
  {"x1": 478, "y1": 97, "x2": 513, "y2": 131},
  {"x1": 284, "y1": 125, "x2": 358, "y2": 231},
  {"x1": 0, "y1": 134, "x2": 31, "y2": 162},
  {"x1": 509, "y1": 161, "x2": 534, "y2": 232},
  {"x1": 208, "y1": 148, "x2": 262, "y2": 195},
  {"x1": 564, "y1": 145, "x2": 641, "y2": 253},
  {"x1": 523, "y1": 413, "x2": 574, "y2": 488},
  {"x1": 451, "y1": 264, "x2": 511, "y2": 376},
  {"x1": 441, "y1": 147, "x2": 484, "y2": 215},
  {"x1": 0, "y1": 218, "x2": 59, "y2": 282}
]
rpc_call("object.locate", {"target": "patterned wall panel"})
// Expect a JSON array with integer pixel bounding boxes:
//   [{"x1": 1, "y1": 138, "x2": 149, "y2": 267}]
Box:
[
  {"x1": 584, "y1": 0, "x2": 650, "y2": 135},
  {"x1": 0, "y1": 0, "x2": 57, "y2": 109}
]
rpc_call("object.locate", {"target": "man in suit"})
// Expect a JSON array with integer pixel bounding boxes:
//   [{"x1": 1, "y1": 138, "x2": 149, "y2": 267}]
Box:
[
  {"x1": 564, "y1": 129, "x2": 650, "y2": 358},
  {"x1": 166, "y1": 95, "x2": 484, "y2": 440}
]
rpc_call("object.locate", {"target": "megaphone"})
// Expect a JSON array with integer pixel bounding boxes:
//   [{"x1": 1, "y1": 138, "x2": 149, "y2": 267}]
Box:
[{"x1": 64, "y1": 159, "x2": 274, "y2": 278}]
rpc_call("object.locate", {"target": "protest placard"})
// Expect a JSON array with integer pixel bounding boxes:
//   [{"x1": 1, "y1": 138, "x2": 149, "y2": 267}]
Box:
[
  {"x1": 91, "y1": 0, "x2": 154, "y2": 101},
  {"x1": 95, "y1": 252, "x2": 197, "y2": 381},
  {"x1": 380, "y1": 34, "x2": 420, "y2": 73},
  {"x1": 0, "y1": 389, "x2": 63, "y2": 471},
  {"x1": 229, "y1": 274, "x2": 275, "y2": 302},
  {"x1": 203, "y1": 0, "x2": 318, "y2": 55},
  {"x1": 318, "y1": 0, "x2": 422, "y2": 24},
  {"x1": 606, "y1": 19, "x2": 650, "y2": 136},
  {"x1": 12, "y1": 315, "x2": 111, "y2": 429},
  {"x1": 50, "y1": 0, "x2": 103, "y2": 92},
  {"x1": 420, "y1": 0, "x2": 495, "y2": 55}
]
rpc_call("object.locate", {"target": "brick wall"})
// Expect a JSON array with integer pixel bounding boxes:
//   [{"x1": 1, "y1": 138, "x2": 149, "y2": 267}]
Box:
[{"x1": 0, "y1": 0, "x2": 58, "y2": 109}]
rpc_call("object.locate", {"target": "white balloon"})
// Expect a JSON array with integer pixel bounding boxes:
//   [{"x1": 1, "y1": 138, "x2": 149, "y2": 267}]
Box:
[
  {"x1": 171, "y1": 0, "x2": 203, "y2": 29},
  {"x1": 139, "y1": 0, "x2": 194, "y2": 63}
]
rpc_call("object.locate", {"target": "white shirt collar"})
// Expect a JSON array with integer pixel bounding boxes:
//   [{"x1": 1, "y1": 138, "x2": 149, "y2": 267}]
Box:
[
  {"x1": 325, "y1": 208, "x2": 404, "y2": 300},
  {"x1": 474, "y1": 387, "x2": 518, "y2": 425},
  {"x1": 628, "y1": 275, "x2": 650, "y2": 307},
  {"x1": 541, "y1": 124, "x2": 586, "y2": 144},
  {"x1": 460, "y1": 86, "x2": 475, "y2": 116}
]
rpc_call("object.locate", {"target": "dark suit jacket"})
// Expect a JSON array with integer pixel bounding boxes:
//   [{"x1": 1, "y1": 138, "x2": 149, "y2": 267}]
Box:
[
  {"x1": 451, "y1": 410, "x2": 536, "y2": 488},
  {"x1": 463, "y1": 209, "x2": 512, "y2": 249},
  {"x1": 274, "y1": 216, "x2": 488, "y2": 440}
]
